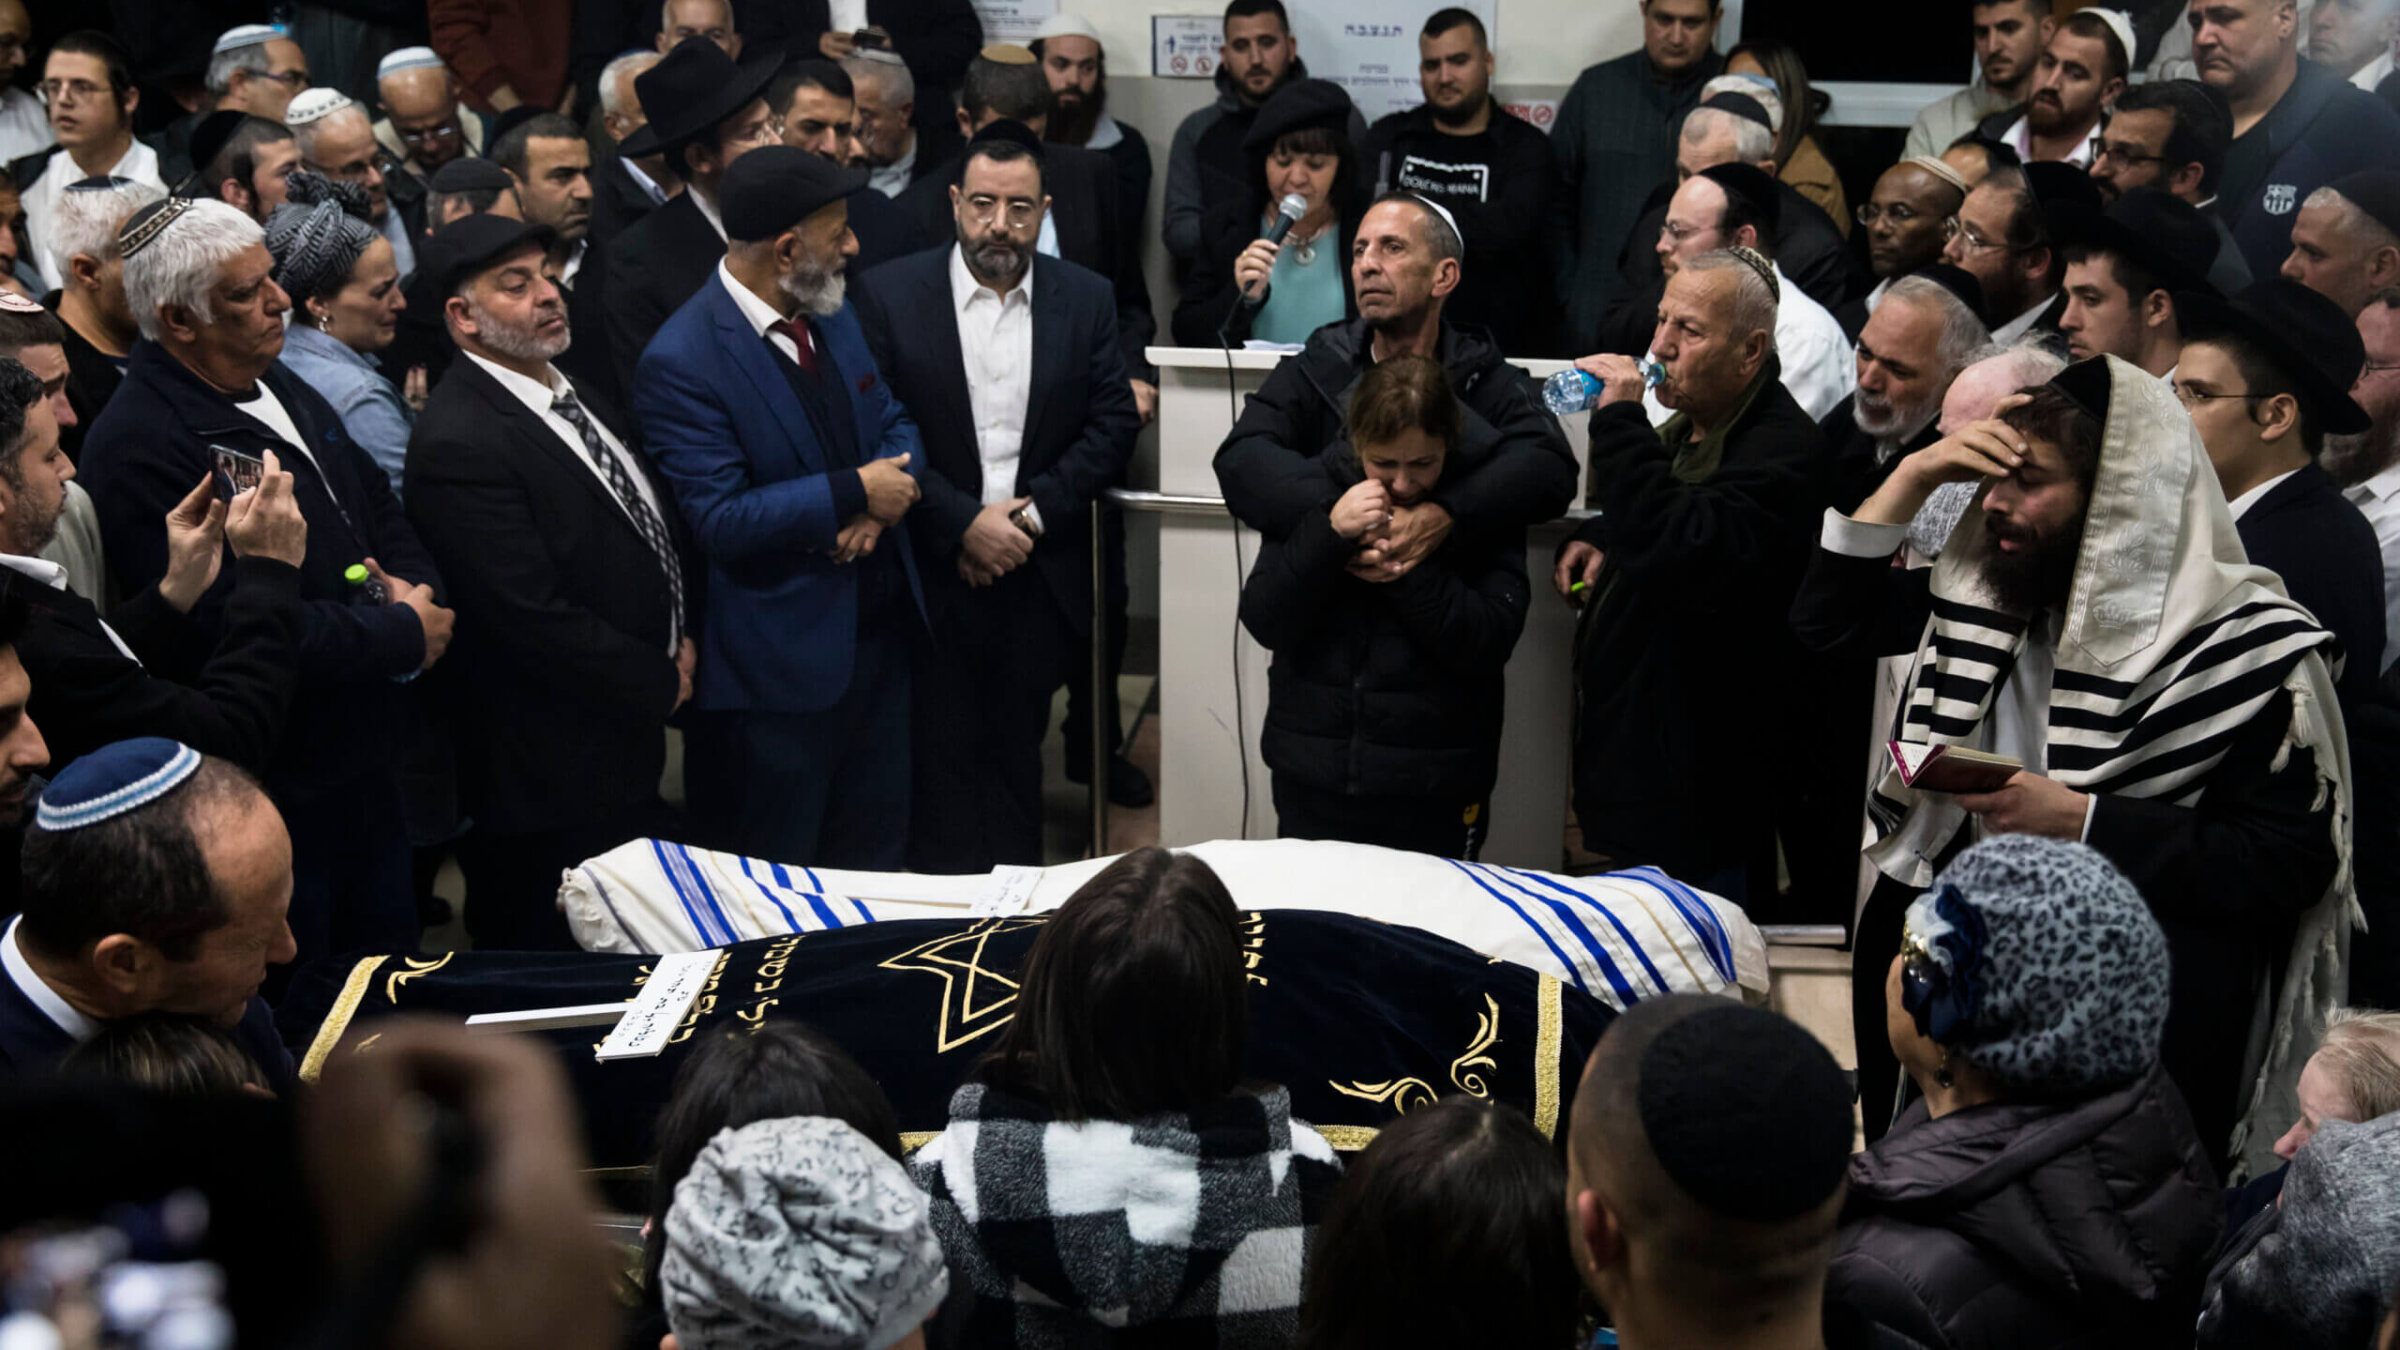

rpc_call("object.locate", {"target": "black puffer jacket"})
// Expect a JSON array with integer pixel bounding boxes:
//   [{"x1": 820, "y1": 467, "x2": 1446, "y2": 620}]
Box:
[
  {"x1": 1828, "y1": 1064, "x2": 2224, "y2": 1350},
  {"x1": 1238, "y1": 451, "x2": 1528, "y2": 801}
]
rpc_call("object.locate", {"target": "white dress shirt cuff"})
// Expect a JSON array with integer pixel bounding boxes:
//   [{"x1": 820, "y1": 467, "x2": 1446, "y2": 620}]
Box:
[
  {"x1": 1820, "y1": 508, "x2": 1910, "y2": 559},
  {"x1": 2078, "y1": 792, "x2": 2097, "y2": 843},
  {"x1": 1020, "y1": 500, "x2": 1044, "y2": 534}
]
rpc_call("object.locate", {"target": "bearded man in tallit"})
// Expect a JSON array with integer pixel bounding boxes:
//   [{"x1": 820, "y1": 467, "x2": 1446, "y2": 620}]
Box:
[{"x1": 1793, "y1": 354, "x2": 2353, "y2": 1176}]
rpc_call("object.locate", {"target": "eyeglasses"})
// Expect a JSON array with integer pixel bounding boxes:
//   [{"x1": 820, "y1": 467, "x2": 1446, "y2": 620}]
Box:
[
  {"x1": 37, "y1": 77, "x2": 110, "y2": 106},
  {"x1": 2360, "y1": 362, "x2": 2400, "y2": 378},
  {"x1": 2092, "y1": 139, "x2": 2166, "y2": 169},
  {"x1": 1659, "y1": 219, "x2": 1714, "y2": 245},
  {"x1": 1856, "y1": 201, "x2": 1944, "y2": 227},
  {"x1": 396, "y1": 120, "x2": 463, "y2": 146},
  {"x1": 964, "y1": 194, "x2": 1040, "y2": 226},
  {"x1": 736, "y1": 114, "x2": 783, "y2": 147},
  {"x1": 1943, "y1": 216, "x2": 2019, "y2": 254},
  {"x1": 256, "y1": 68, "x2": 311, "y2": 89},
  {"x1": 2170, "y1": 382, "x2": 2268, "y2": 407}
]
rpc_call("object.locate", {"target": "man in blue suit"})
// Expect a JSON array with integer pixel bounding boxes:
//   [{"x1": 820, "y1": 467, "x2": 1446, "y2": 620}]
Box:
[
  {"x1": 635, "y1": 146, "x2": 928, "y2": 868},
  {"x1": 857, "y1": 123, "x2": 1139, "y2": 871}
]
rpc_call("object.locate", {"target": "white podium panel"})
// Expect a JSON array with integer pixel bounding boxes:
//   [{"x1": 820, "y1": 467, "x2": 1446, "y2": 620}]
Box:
[{"x1": 1145, "y1": 346, "x2": 1591, "y2": 867}]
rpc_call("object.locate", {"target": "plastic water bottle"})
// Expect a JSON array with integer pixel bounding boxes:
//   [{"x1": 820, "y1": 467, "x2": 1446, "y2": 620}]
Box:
[
  {"x1": 1542, "y1": 368, "x2": 1601, "y2": 416},
  {"x1": 344, "y1": 562, "x2": 389, "y2": 606}
]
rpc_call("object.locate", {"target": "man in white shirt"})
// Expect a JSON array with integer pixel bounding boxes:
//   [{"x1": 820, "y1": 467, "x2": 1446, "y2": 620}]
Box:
[
  {"x1": 845, "y1": 50, "x2": 928, "y2": 197},
  {"x1": 21, "y1": 33, "x2": 163, "y2": 294},
  {"x1": 1624, "y1": 162, "x2": 1854, "y2": 425},
  {"x1": 2312, "y1": 0, "x2": 2400, "y2": 95},
  {"x1": 0, "y1": 1, "x2": 50, "y2": 166},
  {"x1": 854, "y1": 126, "x2": 1140, "y2": 872},
  {"x1": 1979, "y1": 9, "x2": 2129, "y2": 169},
  {"x1": 1906, "y1": 0, "x2": 2056, "y2": 160},
  {"x1": 2328, "y1": 286, "x2": 2400, "y2": 672}
]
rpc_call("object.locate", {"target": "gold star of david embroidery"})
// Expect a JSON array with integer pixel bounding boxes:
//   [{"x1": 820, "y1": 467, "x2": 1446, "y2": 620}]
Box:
[{"x1": 878, "y1": 917, "x2": 1050, "y2": 1053}]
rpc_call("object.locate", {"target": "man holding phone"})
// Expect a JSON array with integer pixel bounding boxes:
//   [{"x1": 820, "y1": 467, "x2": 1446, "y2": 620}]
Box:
[{"x1": 753, "y1": 0, "x2": 985, "y2": 144}]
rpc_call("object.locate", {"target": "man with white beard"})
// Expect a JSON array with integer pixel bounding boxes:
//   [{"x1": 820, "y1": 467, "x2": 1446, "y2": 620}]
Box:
[
  {"x1": 635, "y1": 146, "x2": 927, "y2": 869},
  {"x1": 1820, "y1": 272, "x2": 1992, "y2": 512}
]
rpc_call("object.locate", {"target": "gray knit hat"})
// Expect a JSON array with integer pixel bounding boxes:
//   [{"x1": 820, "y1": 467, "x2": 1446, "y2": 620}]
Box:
[
  {"x1": 1899, "y1": 835, "x2": 2170, "y2": 1096},
  {"x1": 2198, "y1": 1111, "x2": 2400, "y2": 1349},
  {"x1": 262, "y1": 171, "x2": 378, "y2": 307},
  {"x1": 662, "y1": 1117, "x2": 949, "y2": 1350}
]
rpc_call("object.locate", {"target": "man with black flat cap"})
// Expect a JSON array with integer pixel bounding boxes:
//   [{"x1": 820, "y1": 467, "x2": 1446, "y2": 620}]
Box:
[
  {"x1": 2053, "y1": 187, "x2": 2220, "y2": 377},
  {"x1": 855, "y1": 121, "x2": 1137, "y2": 872},
  {"x1": 2177, "y1": 277, "x2": 2388, "y2": 704},
  {"x1": 604, "y1": 35, "x2": 784, "y2": 391},
  {"x1": 635, "y1": 146, "x2": 928, "y2": 868},
  {"x1": 405, "y1": 215, "x2": 693, "y2": 949},
  {"x1": 2282, "y1": 169, "x2": 2400, "y2": 318}
]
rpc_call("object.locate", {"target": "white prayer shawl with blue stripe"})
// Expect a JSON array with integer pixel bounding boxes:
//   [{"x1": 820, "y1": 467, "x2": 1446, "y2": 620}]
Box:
[
  {"x1": 1863, "y1": 357, "x2": 2356, "y2": 1175},
  {"x1": 559, "y1": 837, "x2": 1769, "y2": 1010}
]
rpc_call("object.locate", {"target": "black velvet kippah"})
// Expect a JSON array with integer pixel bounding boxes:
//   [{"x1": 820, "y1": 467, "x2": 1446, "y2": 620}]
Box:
[
  {"x1": 1634, "y1": 1004, "x2": 1852, "y2": 1222},
  {"x1": 429, "y1": 156, "x2": 517, "y2": 195},
  {"x1": 1698, "y1": 162, "x2": 1781, "y2": 233},
  {"x1": 2330, "y1": 169, "x2": 2400, "y2": 240},
  {"x1": 185, "y1": 111, "x2": 251, "y2": 181},
  {"x1": 2050, "y1": 355, "x2": 2113, "y2": 423},
  {"x1": 968, "y1": 117, "x2": 1046, "y2": 162},
  {"x1": 1700, "y1": 91, "x2": 1774, "y2": 132}
]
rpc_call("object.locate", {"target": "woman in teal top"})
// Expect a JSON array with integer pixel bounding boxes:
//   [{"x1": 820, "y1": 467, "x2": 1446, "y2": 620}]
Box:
[{"x1": 1171, "y1": 79, "x2": 1363, "y2": 347}]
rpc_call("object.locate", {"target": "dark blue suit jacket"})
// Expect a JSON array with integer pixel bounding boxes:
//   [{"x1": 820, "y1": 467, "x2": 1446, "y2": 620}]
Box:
[
  {"x1": 2236, "y1": 462, "x2": 2387, "y2": 705},
  {"x1": 0, "y1": 967, "x2": 296, "y2": 1093},
  {"x1": 853, "y1": 247, "x2": 1139, "y2": 633},
  {"x1": 634, "y1": 272, "x2": 928, "y2": 714}
]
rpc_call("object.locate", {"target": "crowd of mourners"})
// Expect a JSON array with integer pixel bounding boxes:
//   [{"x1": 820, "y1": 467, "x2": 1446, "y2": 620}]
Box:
[{"x1": 2, "y1": 0, "x2": 2400, "y2": 1344}]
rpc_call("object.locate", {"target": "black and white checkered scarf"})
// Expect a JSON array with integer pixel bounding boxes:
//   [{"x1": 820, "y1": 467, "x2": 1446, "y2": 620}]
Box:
[{"x1": 910, "y1": 1083, "x2": 1342, "y2": 1348}]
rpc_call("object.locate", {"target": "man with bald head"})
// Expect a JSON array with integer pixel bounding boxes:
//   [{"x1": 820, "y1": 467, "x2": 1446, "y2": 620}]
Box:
[
  {"x1": 1842, "y1": 157, "x2": 1973, "y2": 335},
  {"x1": 1566, "y1": 994, "x2": 1857, "y2": 1350},
  {"x1": 1557, "y1": 250, "x2": 1829, "y2": 897},
  {"x1": 2283, "y1": 171, "x2": 2400, "y2": 317},
  {"x1": 374, "y1": 48, "x2": 483, "y2": 181}
]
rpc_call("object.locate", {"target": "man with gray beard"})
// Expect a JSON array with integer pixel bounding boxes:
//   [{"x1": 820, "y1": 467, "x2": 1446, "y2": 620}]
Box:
[
  {"x1": 637, "y1": 146, "x2": 927, "y2": 869},
  {"x1": 404, "y1": 214, "x2": 694, "y2": 949},
  {"x1": 857, "y1": 125, "x2": 1139, "y2": 871},
  {"x1": 1820, "y1": 271, "x2": 1991, "y2": 512}
]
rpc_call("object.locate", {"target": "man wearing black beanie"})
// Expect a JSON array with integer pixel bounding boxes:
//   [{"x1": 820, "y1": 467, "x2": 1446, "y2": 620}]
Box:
[{"x1": 1566, "y1": 994, "x2": 1861, "y2": 1350}]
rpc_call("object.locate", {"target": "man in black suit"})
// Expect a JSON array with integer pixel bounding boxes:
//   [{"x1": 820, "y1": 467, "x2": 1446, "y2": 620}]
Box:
[
  {"x1": 2178, "y1": 278, "x2": 2390, "y2": 705},
  {"x1": 767, "y1": 60, "x2": 930, "y2": 272},
  {"x1": 589, "y1": 51, "x2": 677, "y2": 252},
  {"x1": 741, "y1": 0, "x2": 984, "y2": 140},
  {"x1": 407, "y1": 216, "x2": 693, "y2": 951},
  {"x1": 605, "y1": 36, "x2": 784, "y2": 390},
  {"x1": 857, "y1": 128, "x2": 1139, "y2": 871}
]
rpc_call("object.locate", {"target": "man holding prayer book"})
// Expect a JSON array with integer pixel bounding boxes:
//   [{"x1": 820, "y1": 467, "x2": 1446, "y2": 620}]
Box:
[{"x1": 1791, "y1": 353, "x2": 2352, "y2": 1176}]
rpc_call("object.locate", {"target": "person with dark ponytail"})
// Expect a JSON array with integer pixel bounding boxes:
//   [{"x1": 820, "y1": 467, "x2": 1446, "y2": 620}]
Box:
[{"x1": 1238, "y1": 352, "x2": 1527, "y2": 858}]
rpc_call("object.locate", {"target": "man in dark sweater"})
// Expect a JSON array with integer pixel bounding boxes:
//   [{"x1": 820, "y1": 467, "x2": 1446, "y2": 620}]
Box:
[
  {"x1": 1362, "y1": 9, "x2": 1562, "y2": 357},
  {"x1": 1556, "y1": 248, "x2": 1827, "y2": 899},
  {"x1": 1552, "y1": 0, "x2": 1726, "y2": 353}
]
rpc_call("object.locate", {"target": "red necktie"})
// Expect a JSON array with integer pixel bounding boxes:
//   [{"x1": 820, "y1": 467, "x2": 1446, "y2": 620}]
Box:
[{"x1": 768, "y1": 317, "x2": 819, "y2": 379}]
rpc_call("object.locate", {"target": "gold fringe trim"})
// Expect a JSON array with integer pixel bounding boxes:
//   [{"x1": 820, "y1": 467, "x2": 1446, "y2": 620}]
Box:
[
  {"x1": 1312, "y1": 1125, "x2": 1381, "y2": 1152},
  {"x1": 1534, "y1": 973, "x2": 1564, "y2": 1140},
  {"x1": 299, "y1": 955, "x2": 391, "y2": 1084}
]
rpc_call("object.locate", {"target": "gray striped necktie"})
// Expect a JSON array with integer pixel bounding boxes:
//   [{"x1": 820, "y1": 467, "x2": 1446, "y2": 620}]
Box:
[{"x1": 551, "y1": 388, "x2": 684, "y2": 646}]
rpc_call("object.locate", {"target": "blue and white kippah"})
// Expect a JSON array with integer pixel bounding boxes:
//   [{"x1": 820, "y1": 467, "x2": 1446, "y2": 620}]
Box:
[
  {"x1": 377, "y1": 47, "x2": 445, "y2": 79},
  {"x1": 35, "y1": 739, "x2": 202, "y2": 833},
  {"x1": 213, "y1": 24, "x2": 284, "y2": 56}
]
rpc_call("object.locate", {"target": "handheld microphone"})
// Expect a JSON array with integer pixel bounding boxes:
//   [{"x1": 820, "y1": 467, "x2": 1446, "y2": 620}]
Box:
[{"x1": 1234, "y1": 193, "x2": 1311, "y2": 315}]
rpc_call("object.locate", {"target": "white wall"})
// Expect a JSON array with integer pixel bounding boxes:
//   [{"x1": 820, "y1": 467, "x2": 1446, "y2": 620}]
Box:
[{"x1": 1079, "y1": 0, "x2": 1644, "y2": 88}]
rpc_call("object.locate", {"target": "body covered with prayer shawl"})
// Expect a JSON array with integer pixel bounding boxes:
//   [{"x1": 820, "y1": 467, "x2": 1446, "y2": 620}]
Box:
[
  {"x1": 277, "y1": 907, "x2": 1611, "y2": 1169},
  {"x1": 1793, "y1": 354, "x2": 2353, "y2": 1176},
  {"x1": 553, "y1": 837, "x2": 1768, "y2": 1012}
]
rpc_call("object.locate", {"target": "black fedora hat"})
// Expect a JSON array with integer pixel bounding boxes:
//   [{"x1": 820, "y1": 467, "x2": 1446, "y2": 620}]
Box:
[
  {"x1": 2175, "y1": 277, "x2": 2372, "y2": 435},
  {"x1": 2046, "y1": 187, "x2": 2217, "y2": 298},
  {"x1": 620, "y1": 36, "x2": 782, "y2": 160}
]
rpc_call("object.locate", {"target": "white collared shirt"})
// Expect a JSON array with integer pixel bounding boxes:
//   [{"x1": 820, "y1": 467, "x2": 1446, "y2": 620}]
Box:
[
  {"x1": 2345, "y1": 458, "x2": 2400, "y2": 671},
  {"x1": 0, "y1": 88, "x2": 48, "y2": 166},
  {"x1": 462, "y1": 351, "x2": 666, "y2": 530},
  {"x1": 622, "y1": 156, "x2": 670, "y2": 207},
  {"x1": 1999, "y1": 112, "x2": 2101, "y2": 169},
  {"x1": 691, "y1": 184, "x2": 727, "y2": 243},
  {"x1": 869, "y1": 132, "x2": 917, "y2": 198},
  {"x1": 562, "y1": 237, "x2": 587, "y2": 291},
  {"x1": 27, "y1": 137, "x2": 164, "y2": 291},
  {"x1": 2226, "y1": 467, "x2": 2300, "y2": 522},
  {"x1": 716, "y1": 258, "x2": 814, "y2": 366},
  {"x1": 1991, "y1": 296, "x2": 2055, "y2": 346},
  {"x1": 2, "y1": 916, "x2": 98, "y2": 1042},
  {"x1": 948, "y1": 244, "x2": 1036, "y2": 512},
  {"x1": 0, "y1": 553, "x2": 135, "y2": 661},
  {"x1": 2355, "y1": 49, "x2": 2397, "y2": 94}
]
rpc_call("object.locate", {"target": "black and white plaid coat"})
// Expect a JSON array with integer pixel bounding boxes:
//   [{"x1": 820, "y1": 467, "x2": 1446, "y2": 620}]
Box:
[{"x1": 910, "y1": 1082, "x2": 1344, "y2": 1348}]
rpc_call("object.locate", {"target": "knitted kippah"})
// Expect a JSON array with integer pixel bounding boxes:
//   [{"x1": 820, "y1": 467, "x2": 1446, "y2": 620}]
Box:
[
  {"x1": 284, "y1": 88, "x2": 356, "y2": 127},
  {"x1": 377, "y1": 46, "x2": 444, "y2": 79},
  {"x1": 35, "y1": 740, "x2": 201, "y2": 833},
  {"x1": 0, "y1": 291, "x2": 44, "y2": 315},
  {"x1": 212, "y1": 23, "x2": 281, "y2": 56},
  {"x1": 1635, "y1": 1003, "x2": 1852, "y2": 1221},
  {"x1": 117, "y1": 198, "x2": 194, "y2": 260}
]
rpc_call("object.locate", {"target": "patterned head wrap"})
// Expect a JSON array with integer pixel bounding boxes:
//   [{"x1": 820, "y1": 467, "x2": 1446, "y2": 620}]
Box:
[
  {"x1": 663, "y1": 1117, "x2": 949, "y2": 1350},
  {"x1": 1901, "y1": 835, "x2": 2169, "y2": 1096},
  {"x1": 263, "y1": 171, "x2": 378, "y2": 306}
]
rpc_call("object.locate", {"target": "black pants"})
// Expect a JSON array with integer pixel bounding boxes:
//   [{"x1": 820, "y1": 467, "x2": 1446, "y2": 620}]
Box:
[
  {"x1": 1271, "y1": 775, "x2": 1489, "y2": 861},
  {"x1": 1853, "y1": 872, "x2": 1917, "y2": 1143},
  {"x1": 683, "y1": 627, "x2": 914, "y2": 871},
  {"x1": 457, "y1": 799, "x2": 681, "y2": 952},
  {"x1": 277, "y1": 769, "x2": 420, "y2": 976},
  {"x1": 909, "y1": 569, "x2": 1070, "y2": 874}
]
